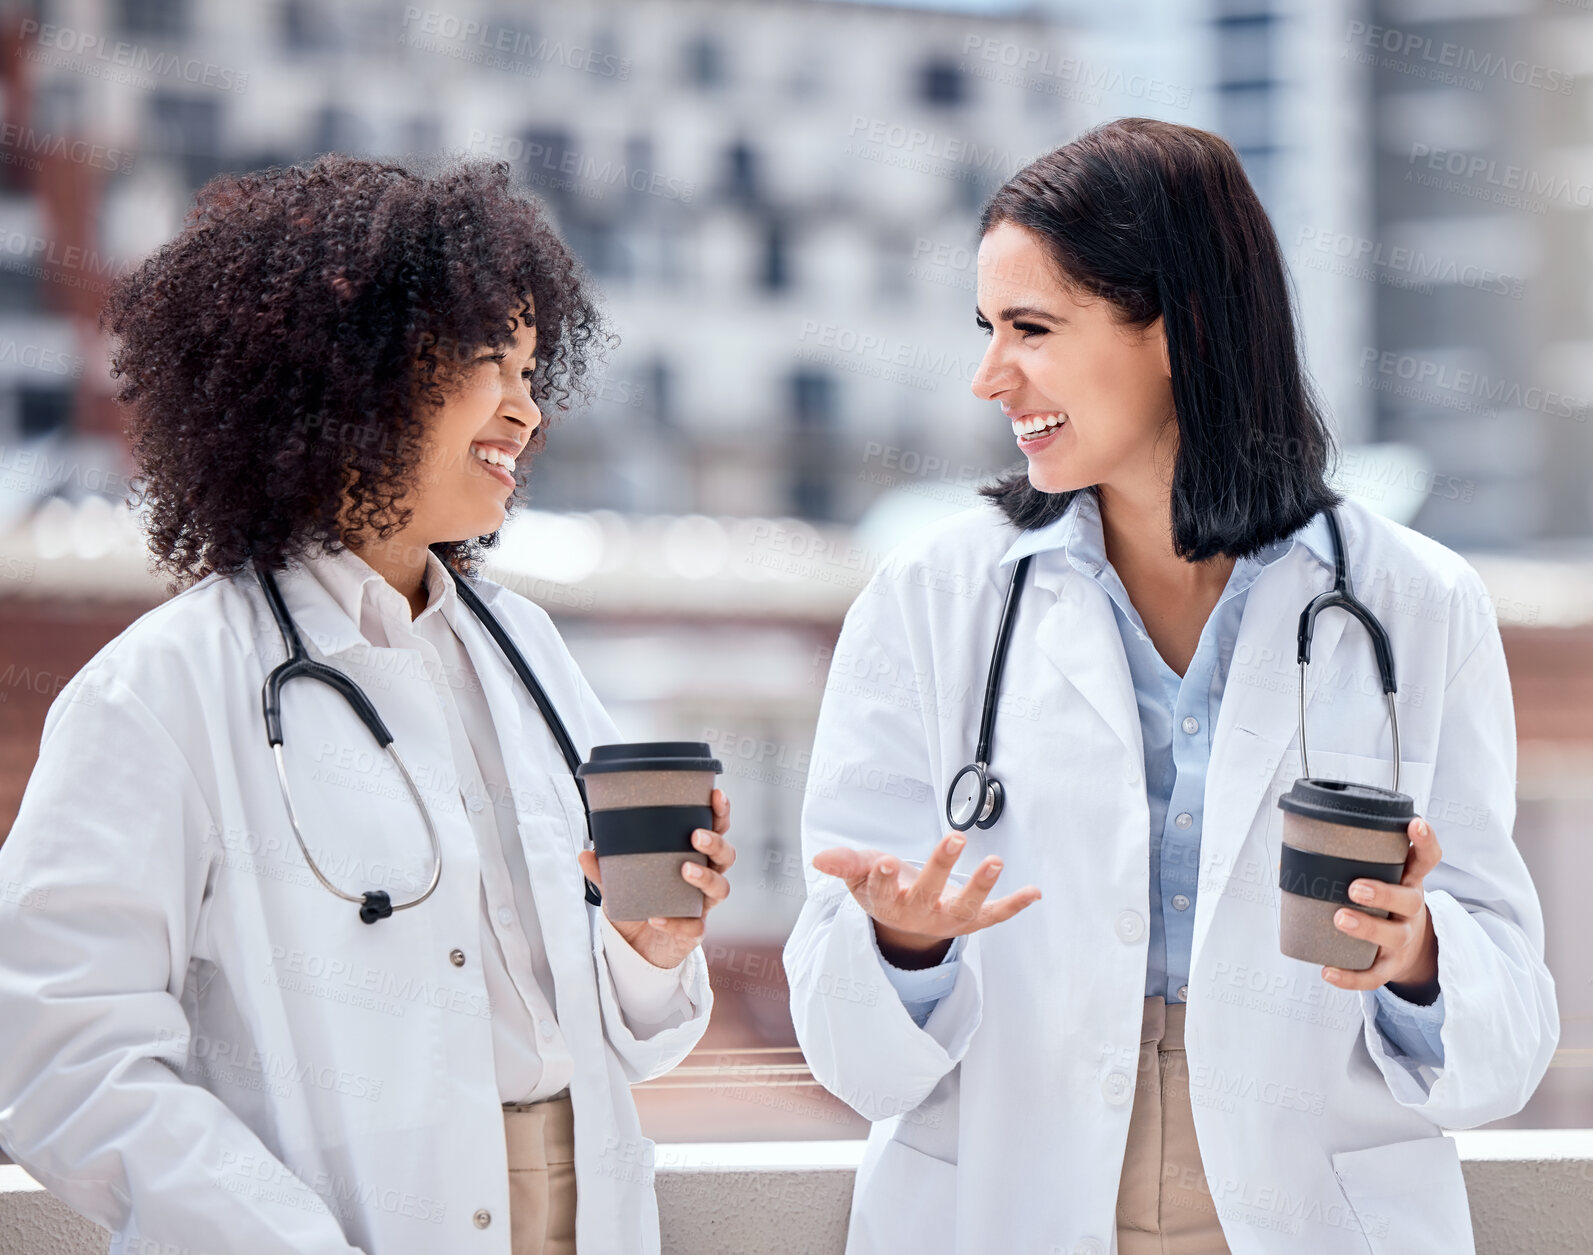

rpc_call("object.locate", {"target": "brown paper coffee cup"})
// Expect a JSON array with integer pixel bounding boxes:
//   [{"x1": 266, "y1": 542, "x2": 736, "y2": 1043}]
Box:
[
  {"x1": 576, "y1": 742, "x2": 723, "y2": 922},
  {"x1": 1277, "y1": 778, "x2": 1413, "y2": 970}
]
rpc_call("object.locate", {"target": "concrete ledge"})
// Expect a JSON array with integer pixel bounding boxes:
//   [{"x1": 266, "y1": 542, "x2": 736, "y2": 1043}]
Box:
[{"x1": 3, "y1": 1133, "x2": 1591, "y2": 1254}]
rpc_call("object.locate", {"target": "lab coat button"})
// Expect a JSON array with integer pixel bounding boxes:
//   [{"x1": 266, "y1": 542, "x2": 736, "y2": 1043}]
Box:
[
  {"x1": 466, "y1": 794, "x2": 485, "y2": 813},
  {"x1": 1074, "y1": 1240, "x2": 1105, "y2": 1255},
  {"x1": 497, "y1": 907, "x2": 514, "y2": 926},
  {"x1": 473, "y1": 1209, "x2": 492, "y2": 1229},
  {"x1": 449, "y1": 948, "x2": 466, "y2": 967},
  {"x1": 1101, "y1": 1071, "x2": 1132, "y2": 1105},
  {"x1": 1114, "y1": 911, "x2": 1145, "y2": 943},
  {"x1": 539, "y1": 1019, "x2": 555, "y2": 1039}
]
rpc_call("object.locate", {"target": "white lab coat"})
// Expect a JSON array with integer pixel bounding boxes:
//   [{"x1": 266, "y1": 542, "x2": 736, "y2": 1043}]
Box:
[
  {"x1": 0, "y1": 559, "x2": 712, "y2": 1254},
  {"x1": 784, "y1": 497, "x2": 1557, "y2": 1255}
]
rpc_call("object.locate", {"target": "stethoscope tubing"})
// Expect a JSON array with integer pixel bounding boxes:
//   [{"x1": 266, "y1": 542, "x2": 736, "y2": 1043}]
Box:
[
  {"x1": 948, "y1": 505, "x2": 1402, "y2": 831},
  {"x1": 253, "y1": 546, "x2": 600, "y2": 923}
]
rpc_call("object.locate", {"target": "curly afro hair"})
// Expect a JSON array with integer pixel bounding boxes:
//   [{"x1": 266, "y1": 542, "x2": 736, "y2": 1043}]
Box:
[{"x1": 100, "y1": 151, "x2": 613, "y2": 591}]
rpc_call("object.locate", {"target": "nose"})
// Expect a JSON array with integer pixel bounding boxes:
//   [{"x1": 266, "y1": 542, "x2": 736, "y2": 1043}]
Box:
[
  {"x1": 502, "y1": 375, "x2": 542, "y2": 434},
  {"x1": 970, "y1": 335, "x2": 1019, "y2": 402}
]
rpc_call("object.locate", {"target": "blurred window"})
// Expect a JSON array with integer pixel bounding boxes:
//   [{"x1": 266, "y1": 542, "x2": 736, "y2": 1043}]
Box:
[
  {"x1": 918, "y1": 56, "x2": 966, "y2": 106},
  {"x1": 684, "y1": 33, "x2": 726, "y2": 88},
  {"x1": 114, "y1": 0, "x2": 188, "y2": 38},
  {"x1": 144, "y1": 92, "x2": 224, "y2": 187},
  {"x1": 759, "y1": 218, "x2": 791, "y2": 293}
]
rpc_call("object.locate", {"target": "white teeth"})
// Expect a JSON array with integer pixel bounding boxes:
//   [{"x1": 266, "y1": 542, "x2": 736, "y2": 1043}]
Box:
[
  {"x1": 1012, "y1": 412, "x2": 1065, "y2": 437},
  {"x1": 471, "y1": 443, "x2": 516, "y2": 473}
]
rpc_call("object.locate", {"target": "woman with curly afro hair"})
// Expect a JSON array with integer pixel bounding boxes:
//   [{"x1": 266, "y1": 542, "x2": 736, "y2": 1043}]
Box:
[{"x1": 0, "y1": 152, "x2": 737, "y2": 1255}]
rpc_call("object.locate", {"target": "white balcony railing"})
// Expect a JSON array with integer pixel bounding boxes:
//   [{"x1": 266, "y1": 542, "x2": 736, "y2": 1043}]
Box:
[{"x1": 2, "y1": 1132, "x2": 1592, "y2": 1254}]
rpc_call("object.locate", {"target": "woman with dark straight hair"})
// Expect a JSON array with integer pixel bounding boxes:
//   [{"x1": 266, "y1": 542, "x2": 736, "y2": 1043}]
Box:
[{"x1": 788, "y1": 118, "x2": 1555, "y2": 1254}]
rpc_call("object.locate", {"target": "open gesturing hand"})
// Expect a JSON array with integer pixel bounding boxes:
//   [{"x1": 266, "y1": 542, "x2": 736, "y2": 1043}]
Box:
[{"x1": 811, "y1": 830, "x2": 1041, "y2": 967}]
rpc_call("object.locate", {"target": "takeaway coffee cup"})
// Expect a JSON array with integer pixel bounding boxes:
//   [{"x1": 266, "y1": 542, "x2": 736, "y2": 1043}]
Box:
[
  {"x1": 1277, "y1": 778, "x2": 1414, "y2": 970},
  {"x1": 575, "y1": 742, "x2": 723, "y2": 922}
]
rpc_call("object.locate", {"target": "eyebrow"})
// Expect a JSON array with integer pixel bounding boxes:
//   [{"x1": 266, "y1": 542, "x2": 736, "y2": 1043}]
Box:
[{"x1": 974, "y1": 305, "x2": 1065, "y2": 324}]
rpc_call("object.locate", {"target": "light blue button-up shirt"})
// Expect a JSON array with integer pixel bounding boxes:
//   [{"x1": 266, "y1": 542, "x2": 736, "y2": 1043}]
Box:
[{"x1": 875, "y1": 491, "x2": 1446, "y2": 1067}]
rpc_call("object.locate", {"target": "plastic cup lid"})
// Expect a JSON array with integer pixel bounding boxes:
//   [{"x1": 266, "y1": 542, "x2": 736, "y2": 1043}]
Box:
[
  {"x1": 1277, "y1": 777, "x2": 1415, "y2": 833},
  {"x1": 576, "y1": 741, "x2": 723, "y2": 776}
]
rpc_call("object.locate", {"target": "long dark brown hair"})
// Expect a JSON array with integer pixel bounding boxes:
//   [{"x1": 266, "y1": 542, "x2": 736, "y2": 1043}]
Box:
[{"x1": 978, "y1": 117, "x2": 1340, "y2": 560}]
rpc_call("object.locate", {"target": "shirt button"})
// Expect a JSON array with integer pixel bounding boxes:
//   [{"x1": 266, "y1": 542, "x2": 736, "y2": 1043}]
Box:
[
  {"x1": 466, "y1": 794, "x2": 485, "y2": 813},
  {"x1": 1175, "y1": 811, "x2": 1194, "y2": 829},
  {"x1": 449, "y1": 948, "x2": 466, "y2": 967},
  {"x1": 539, "y1": 1019, "x2": 555, "y2": 1039},
  {"x1": 1182, "y1": 716, "x2": 1199, "y2": 734},
  {"x1": 497, "y1": 906, "x2": 514, "y2": 926},
  {"x1": 1178, "y1": 984, "x2": 1189, "y2": 1002},
  {"x1": 1074, "y1": 1240, "x2": 1106, "y2": 1255},
  {"x1": 473, "y1": 1209, "x2": 492, "y2": 1229},
  {"x1": 1101, "y1": 1071, "x2": 1132, "y2": 1105},
  {"x1": 1115, "y1": 911, "x2": 1145, "y2": 943},
  {"x1": 1172, "y1": 894, "x2": 1190, "y2": 911}
]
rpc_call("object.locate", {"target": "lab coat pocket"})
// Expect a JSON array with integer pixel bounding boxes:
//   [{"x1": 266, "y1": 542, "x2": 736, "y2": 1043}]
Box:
[
  {"x1": 1299, "y1": 750, "x2": 1436, "y2": 819},
  {"x1": 1330, "y1": 1134, "x2": 1475, "y2": 1254},
  {"x1": 849, "y1": 1136, "x2": 956, "y2": 1255}
]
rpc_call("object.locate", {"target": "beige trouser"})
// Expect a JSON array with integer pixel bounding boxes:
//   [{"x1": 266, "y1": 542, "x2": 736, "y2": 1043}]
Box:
[
  {"x1": 1115, "y1": 997, "x2": 1231, "y2": 1255},
  {"x1": 504, "y1": 1091, "x2": 577, "y2": 1255}
]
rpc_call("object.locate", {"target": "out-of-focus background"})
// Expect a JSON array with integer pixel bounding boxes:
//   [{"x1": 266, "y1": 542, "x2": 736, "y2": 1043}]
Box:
[{"x1": 0, "y1": 0, "x2": 1589, "y2": 1143}]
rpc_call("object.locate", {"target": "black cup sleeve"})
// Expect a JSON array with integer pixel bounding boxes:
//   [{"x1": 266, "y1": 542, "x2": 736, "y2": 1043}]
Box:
[
  {"x1": 1278, "y1": 843, "x2": 1404, "y2": 906},
  {"x1": 590, "y1": 805, "x2": 714, "y2": 858}
]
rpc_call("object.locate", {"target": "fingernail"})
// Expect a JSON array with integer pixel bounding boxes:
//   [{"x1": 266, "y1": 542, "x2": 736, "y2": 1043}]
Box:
[
  {"x1": 984, "y1": 861, "x2": 1001, "y2": 878},
  {"x1": 693, "y1": 830, "x2": 711, "y2": 849},
  {"x1": 948, "y1": 836, "x2": 965, "y2": 854},
  {"x1": 1337, "y1": 911, "x2": 1357, "y2": 929},
  {"x1": 648, "y1": 917, "x2": 666, "y2": 927},
  {"x1": 1349, "y1": 882, "x2": 1372, "y2": 902},
  {"x1": 1324, "y1": 969, "x2": 1340, "y2": 983},
  {"x1": 683, "y1": 863, "x2": 702, "y2": 879}
]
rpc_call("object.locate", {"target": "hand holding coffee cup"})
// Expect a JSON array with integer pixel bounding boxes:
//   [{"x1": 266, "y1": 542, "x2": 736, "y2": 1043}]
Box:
[
  {"x1": 575, "y1": 742, "x2": 734, "y2": 970},
  {"x1": 811, "y1": 830, "x2": 1042, "y2": 969},
  {"x1": 1320, "y1": 814, "x2": 1442, "y2": 996},
  {"x1": 1277, "y1": 779, "x2": 1442, "y2": 996}
]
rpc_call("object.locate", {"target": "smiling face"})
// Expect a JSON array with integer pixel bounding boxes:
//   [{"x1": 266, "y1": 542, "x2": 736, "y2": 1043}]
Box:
[
  {"x1": 971, "y1": 222, "x2": 1175, "y2": 495},
  {"x1": 401, "y1": 304, "x2": 543, "y2": 546}
]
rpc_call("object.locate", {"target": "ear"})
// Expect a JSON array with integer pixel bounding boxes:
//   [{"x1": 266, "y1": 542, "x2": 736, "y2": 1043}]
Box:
[{"x1": 1148, "y1": 315, "x2": 1171, "y2": 379}]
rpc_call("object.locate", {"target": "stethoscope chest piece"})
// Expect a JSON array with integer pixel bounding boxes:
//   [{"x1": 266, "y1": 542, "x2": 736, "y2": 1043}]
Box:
[{"x1": 947, "y1": 762, "x2": 1005, "y2": 831}]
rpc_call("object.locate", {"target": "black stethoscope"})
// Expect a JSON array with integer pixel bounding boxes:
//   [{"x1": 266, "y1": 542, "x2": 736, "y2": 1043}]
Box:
[
  {"x1": 945, "y1": 506, "x2": 1400, "y2": 831},
  {"x1": 255, "y1": 546, "x2": 602, "y2": 924}
]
